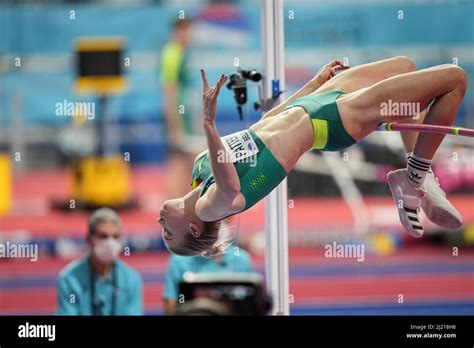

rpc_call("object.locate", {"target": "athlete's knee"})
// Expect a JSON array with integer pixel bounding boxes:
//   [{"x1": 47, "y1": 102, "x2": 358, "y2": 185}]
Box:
[
  {"x1": 433, "y1": 64, "x2": 467, "y2": 94},
  {"x1": 453, "y1": 66, "x2": 467, "y2": 92},
  {"x1": 393, "y1": 56, "x2": 416, "y2": 73},
  {"x1": 446, "y1": 65, "x2": 467, "y2": 94}
]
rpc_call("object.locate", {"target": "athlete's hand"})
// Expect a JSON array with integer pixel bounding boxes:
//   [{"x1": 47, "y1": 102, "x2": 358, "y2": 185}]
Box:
[
  {"x1": 201, "y1": 69, "x2": 227, "y2": 125},
  {"x1": 314, "y1": 60, "x2": 349, "y2": 85}
]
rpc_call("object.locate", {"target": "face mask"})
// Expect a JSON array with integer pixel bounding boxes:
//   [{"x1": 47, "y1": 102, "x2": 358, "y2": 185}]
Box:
[{"x1": 93, "y1": 237, "x2": 122, "y2": 263}]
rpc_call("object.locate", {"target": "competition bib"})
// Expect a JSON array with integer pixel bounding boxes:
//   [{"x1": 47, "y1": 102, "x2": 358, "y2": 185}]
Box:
[{"x1": 221, "y1": 130, "x2": 259, "y2": 163}]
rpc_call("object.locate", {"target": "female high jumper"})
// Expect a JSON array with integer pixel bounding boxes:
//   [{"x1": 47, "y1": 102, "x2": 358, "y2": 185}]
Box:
[{"x1": 158, "y1": 56, "x2": 466, "y2": 256}]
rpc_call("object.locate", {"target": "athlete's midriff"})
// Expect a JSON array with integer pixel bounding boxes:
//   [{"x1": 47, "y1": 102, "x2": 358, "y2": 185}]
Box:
[{"x1": 250, "y1": 107, "x2": 314, "y2": 172}]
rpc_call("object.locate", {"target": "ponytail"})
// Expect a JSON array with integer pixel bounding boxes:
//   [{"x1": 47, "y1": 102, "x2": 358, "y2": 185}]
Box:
[{"x1": 201, "y1": 221, "x2": 234, "y2": 258}]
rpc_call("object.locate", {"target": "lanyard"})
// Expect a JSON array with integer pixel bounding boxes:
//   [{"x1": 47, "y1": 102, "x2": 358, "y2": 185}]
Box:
[{"x1": 90, "y1": 257, "x2": 117, "y2": 316}]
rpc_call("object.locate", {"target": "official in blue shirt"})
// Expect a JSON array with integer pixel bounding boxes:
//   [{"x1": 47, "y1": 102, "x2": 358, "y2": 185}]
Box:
[
  {"x1": 57, "y1": 208, "x2": 143, "y2": 315},
  {"x1": 162, "y1": 245, "x2": 253, "y2": 314}
]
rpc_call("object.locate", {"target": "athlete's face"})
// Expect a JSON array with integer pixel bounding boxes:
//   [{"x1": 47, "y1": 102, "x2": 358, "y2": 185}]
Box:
[{"x1": 158, "y1": 198, "x2": 188, "y2": 245}]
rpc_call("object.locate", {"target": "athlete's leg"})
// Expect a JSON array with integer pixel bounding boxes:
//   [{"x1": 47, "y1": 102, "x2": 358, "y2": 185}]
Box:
[
  {"x1": 336, "y1": 64, "x2": 467, "y2": 237},
  {"x1": 322, "y1": 57, "x2": 462, "y2": 228},
  {"x1": 337, "y1": 64, "x2": 466, "y2": 142},
  {"x1": 390, "y1": 102, "x2": 462, "y2": 229}
]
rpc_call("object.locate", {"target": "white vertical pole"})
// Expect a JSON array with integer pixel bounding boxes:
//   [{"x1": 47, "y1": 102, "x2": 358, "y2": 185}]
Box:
[{"x1": 260, "y1": 0, "x2": 289, "y2": 315}]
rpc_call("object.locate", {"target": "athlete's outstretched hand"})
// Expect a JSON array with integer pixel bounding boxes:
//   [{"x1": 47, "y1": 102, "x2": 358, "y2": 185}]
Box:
[
  {"x1": 201, "y1": 69, "x2": 227, "y2": 125},
  {"x1": 314, "y1": 60, "x2": 349, "y2": 85}
]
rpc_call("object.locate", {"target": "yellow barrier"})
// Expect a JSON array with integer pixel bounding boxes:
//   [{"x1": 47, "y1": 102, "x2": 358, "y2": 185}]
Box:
[
  {"x1": 0, "y1": 153, "x2": 12, "y2": 215},
  {"x1": 464, "y1": 225, "x2": 474, "y2": 245},
  {"x1": 72, "y1": 155, "x2": 131, "y2": 207}
]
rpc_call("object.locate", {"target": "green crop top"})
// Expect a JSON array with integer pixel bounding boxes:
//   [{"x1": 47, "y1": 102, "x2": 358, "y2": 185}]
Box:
[{"x1": 191, "y1": 128, "x2": 287, "y2": 213}]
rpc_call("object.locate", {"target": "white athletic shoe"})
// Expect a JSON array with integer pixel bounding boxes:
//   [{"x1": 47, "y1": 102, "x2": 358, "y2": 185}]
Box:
[
  {"x1": 421, "y1": 171, "x2": 463, "y2": 229},
  {"x1": 387, "y1": 168, "x2": 425, "y2": 238}
]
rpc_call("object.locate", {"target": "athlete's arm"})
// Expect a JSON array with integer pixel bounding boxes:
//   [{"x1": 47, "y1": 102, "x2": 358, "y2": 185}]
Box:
[
  {"x1": 195, "y1": 70, "x2": 241, "y2": 221},
  {"x1": 261, "y1": 60, "x2": 349, "y2": 120}
]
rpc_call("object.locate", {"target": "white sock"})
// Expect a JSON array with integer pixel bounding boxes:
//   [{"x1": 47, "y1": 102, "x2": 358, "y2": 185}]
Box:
[{"x1": 407, "y1": 153, "x2": 432, "y2": 189}]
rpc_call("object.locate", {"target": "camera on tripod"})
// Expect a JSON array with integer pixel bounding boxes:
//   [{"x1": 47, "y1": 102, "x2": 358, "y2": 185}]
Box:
[
  {"x1": 176, "y1": 272, "x2": 271, "y2": 315},
  {"x1": 226, "y1": 68, "x2": 262, "y2": 120}
]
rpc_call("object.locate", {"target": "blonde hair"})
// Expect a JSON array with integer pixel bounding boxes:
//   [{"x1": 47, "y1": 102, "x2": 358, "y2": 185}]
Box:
[{"x1": 166, "y1": 220, "x2": 234, "y2": 257}]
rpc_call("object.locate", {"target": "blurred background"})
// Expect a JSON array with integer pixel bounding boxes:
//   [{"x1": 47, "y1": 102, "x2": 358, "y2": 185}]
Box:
[{"x1": 0, "y1": 0, "x2": 473, "y2": 315}]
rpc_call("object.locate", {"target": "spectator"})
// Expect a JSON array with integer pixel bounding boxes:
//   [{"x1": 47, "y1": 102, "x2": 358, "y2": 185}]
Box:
[
  {"x1": 162, "y1": 244, "x2": 253, "y2": 315},
  {"x1": 160, "y1": 18, "x2": 195, "y2": 197},
  {"x1": 57, "y1": 208, "x2": 143, "y2": 315}
]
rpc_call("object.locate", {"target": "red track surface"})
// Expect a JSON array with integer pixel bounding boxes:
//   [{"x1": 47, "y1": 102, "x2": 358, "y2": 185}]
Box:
[{"x1": 1, "y1": 246, "x2": 473, "y2": 315}]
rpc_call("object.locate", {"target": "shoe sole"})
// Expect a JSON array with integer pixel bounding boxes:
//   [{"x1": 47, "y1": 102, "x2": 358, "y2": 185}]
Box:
[
  {"x1": 421, "y1": 200, "x2": 463, "y2": 229},
  {"x1": 387, "y1": 172, "x2": 423, "y2": 238}
]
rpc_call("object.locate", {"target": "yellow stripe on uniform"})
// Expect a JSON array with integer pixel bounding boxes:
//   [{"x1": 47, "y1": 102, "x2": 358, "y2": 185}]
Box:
[
  {"x1": 453, "y1": 127, "x2": 460, "y2": 135},
  {"x1": 311, "y1": 119, "x2": 329, "y2": 150},
  {"x1": 191, "y1": 179, "x2": 202, "y2": 189}
]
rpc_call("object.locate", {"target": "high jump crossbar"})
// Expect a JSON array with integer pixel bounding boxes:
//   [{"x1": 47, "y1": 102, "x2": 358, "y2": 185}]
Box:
[
  {"x1": 261, "y1": 0, "x2": 290, "y2": 315},
  {"x1": 376, "y1": 122, "x2": 474, "y2": 137}
]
